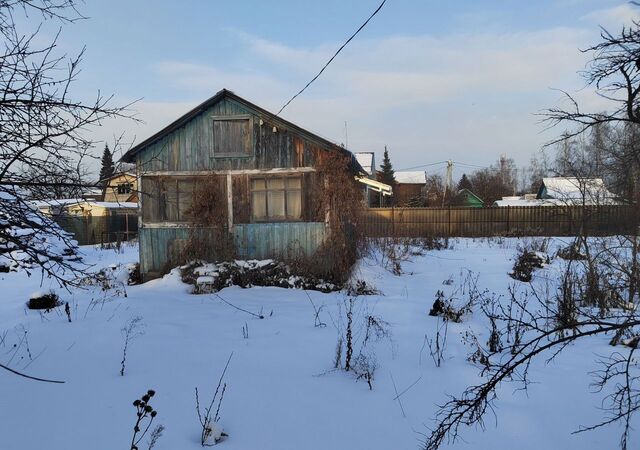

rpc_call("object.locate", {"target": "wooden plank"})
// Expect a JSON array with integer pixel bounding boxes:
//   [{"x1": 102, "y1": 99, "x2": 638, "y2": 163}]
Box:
[{"x1": 227, "y1": 173, "x2": 233, "y2": 230}]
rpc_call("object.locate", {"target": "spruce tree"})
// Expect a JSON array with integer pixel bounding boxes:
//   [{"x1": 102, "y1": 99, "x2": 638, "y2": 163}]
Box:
[
  {"x1": 378, "y1": 146, "x2": 395, "y2": 185},
  {"x1": 457, "y1": 173, "x2": 473, "y2": 191},
  {"x1": 99, "y1": 144, "x2": 115, "y2": 185}
]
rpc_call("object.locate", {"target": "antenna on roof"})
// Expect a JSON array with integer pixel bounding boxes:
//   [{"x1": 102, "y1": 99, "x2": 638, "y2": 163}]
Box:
[{"x1": 344, "y1": 121, "x2": 349, "y2": 150}]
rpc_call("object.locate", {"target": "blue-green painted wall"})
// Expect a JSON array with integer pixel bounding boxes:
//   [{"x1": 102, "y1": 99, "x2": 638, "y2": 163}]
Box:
[{"x1": 140, "y1": 223, "x2": 327, "y2": 277}]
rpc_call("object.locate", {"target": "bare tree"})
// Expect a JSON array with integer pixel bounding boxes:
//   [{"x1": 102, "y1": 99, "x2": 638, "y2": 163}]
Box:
[
  {"x1": 424, "y1": 21, "x2": 640, "y2": 450},
  {"x1": 0, "y1": 1, "x2": 133, "y2": 285},
  {"x1": 543, "y1": 21, "x2": 640, "y2": 204}
]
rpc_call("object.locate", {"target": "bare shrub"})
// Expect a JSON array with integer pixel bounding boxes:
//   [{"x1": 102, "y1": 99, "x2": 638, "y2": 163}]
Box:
[
  {"x1": 182, "y1": 177, "x2": 236, "y2": 264},
  {"x1": 313, "y1": 152, "x2": 364, "y2": 284},
  {"x1": 305, "y1": 291, "x2": 327, "y2": 328},
  {"x1": 428, "y1": 290, "x2": 473, "y2": 323},
  {"x1": 427, "y1": 316, "x2": 448, "y2": 368},
  {"x1": 196, "y1": 353, "x2": 232, "y2": 446},
  {"x1": 423, "y1": 239, "x2": 640, "y2": 450},
  {"x1": 509, "y1": 248, "x2": 548, "y2": 282},
  {"x1": 120, "y1": 316, "x2": 144, "y2": 376},
  {"x1": 333, "y1": 295, "x2": 392, "y2": 389},
  {"x1": 346, "y1": 279, "x2": 379, "y2": 296}
]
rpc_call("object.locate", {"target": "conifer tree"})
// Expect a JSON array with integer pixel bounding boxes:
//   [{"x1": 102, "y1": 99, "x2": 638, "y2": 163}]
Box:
[
  {"x1": 457, "y1": 173, "x2": 473, "y2": 191},
  {"x1": 378, "y1": 146, "x2": 395, "y2": 186},
  {"x1": 99, "y1": 144, "x2": 115, "y2": 186}
]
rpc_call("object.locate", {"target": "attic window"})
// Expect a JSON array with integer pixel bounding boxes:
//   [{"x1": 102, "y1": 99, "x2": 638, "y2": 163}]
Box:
[
  {"x1": 117, "y1": 183, "x2": 132, "y2": 195},
  {"x1": 212, "y1": 115, "x2": 253, "y2": 157}
]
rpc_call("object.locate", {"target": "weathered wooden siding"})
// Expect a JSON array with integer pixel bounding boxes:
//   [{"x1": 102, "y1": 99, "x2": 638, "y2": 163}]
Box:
[
  {"x1": 137, "y1": 97, "x2": 324, "y2": 173},
  {"x1": 233, "y1": 222, "x2": 327, "y2": 259},
  {"x1": 139, "y1": 222, "x2": 327, "y2": 278},
  {"x1": 395, "y1": 183, "x2": 424, "y2": 206}
]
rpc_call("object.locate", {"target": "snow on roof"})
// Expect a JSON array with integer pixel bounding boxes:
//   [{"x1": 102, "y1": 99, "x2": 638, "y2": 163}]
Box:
[
  {"x1": 28, "y1": 198, "x2": 87, "y2": 209},
  {"x1": 494, "y1": 197, "x2": 547, "y2": 207},
  {"x1": 29, "y1": 199, "x2": 137, "y2": 210},
  {"x1": 354, "y1": 152, "x2": 374, "y2": 175},
  {"x1": 540, "y1": 177, "x2": 619, "y2": 204},
  {"x1": 394, "y1": 170, "x2": 426, "y2": 184},
  {"x1": 77, "y1": 201, "x2": 137, "y2": 209}
]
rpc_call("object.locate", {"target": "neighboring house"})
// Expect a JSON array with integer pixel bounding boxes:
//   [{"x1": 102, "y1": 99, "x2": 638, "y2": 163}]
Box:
[
  {"x1": 354, "y1": 152, "x2": 392, "y2": 206},
  {"x1": 121, "y1": 89, "x2": 364, "y2": 280},
  {"x1": 29, "y1": 199, "x2": 138, "y2": 245},
  {"x1": 30, "y1": 198, "x2": 86, "y2": 217},
  {"x1": 102, "y1": 171, "x2": 138, "y2": 203},
  {"x1": 536, "y1": 177, "x2": 619, "y2": 205},
  {"x1": 63, "y1": 201, "x2": 138, "y2": 218},
  {"x1": 394, "y1": 170, "x2": 426, "y2": 206},
  {"x1": 81, "y1": 188, "x2": 104, "y2": 202},
  {"x1": 452, "y1": 189, "x2": 484, "y2": 208},
  {"x1": 494, "y1": 194, "x2": 540, "y2": 207}
]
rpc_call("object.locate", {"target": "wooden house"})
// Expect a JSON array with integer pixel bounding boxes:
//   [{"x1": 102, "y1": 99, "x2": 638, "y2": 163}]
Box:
[
  {"x1": 451, "y1": 189, "x2": 484, "y2": 208},
  {"x1": 393, "y1": 171, "x2": 427, "y2": 206},
  {"x1": 354, "y1": 152, "x2": 392, "y2": 206},
  {"x1": 121, "y1": 89, "x2": 364, "y2": 280},
  {"x1": 103, "y1": 171, "x2": 138, "y2": 203}
]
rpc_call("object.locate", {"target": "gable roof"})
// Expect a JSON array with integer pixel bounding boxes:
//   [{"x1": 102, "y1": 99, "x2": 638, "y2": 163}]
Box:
[
  {"x1": 121, "y1": 89, "x2": 364, "y2": 174},
  {"x1": 394, "y1": 170, "x2": 426, "y2": 184},
  {"x1": 101, "y1": 171, "x2": 136, "y2": 183},
  {"x1": 456, "y1": 188, "x2": 484, "y2": 205},
  {"x1": 537, "y1": 177, "x2": 619, "y2": 204}
]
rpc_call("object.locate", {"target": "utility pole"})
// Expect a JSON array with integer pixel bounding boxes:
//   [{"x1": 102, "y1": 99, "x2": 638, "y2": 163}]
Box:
[{"x1": 443, "y1": 160, "x2": 454, "y2": 207}]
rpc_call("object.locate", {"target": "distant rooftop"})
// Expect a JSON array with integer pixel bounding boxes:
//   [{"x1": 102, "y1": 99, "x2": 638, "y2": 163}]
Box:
[
  {"x1": 394, "y1": 170, "x2": 426, "y2": 184},
  {"x1": 354, "y1": 152, "x2": 375, "y2": 176}
]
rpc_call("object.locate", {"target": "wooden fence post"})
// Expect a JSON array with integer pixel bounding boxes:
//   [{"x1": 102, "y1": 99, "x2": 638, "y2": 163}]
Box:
[{"x1": 391, "y1": 207, "x2": 395, "y2": 237}]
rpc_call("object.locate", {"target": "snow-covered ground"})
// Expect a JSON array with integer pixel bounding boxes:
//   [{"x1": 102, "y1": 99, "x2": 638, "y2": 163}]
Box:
[{"x1": 0, "y1": 238, "x2": 630, "y2": 450}]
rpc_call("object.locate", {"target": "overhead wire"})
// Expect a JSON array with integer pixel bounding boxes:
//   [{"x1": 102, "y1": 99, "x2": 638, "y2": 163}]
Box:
[{"x1": 276, "y1": 0, "x2": 388, "y2": 116}]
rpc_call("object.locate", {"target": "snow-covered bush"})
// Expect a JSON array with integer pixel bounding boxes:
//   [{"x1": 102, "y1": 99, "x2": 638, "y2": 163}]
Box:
[
  {"x1": 0, "y1": 190, "x2": 80, "y2": 283},
  {"x1": 509, "y1": 249, "x2": 548, "y2": 282},
  {"x1": 26, "y1": 290, "x2": 60, "y2": 310},
  {"x1": 182, "y1": 259, "x2": 340, "y2": 294}
]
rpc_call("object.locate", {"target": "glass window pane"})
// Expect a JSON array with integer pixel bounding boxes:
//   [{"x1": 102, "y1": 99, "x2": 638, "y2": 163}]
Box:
[
  {"x1": 287, "y1": 190, "x2": 302, "y2": 219},
  {"x1": 251, "y1": 178, "x2": 266, "y2": 190},
  {"x1": 287, "y1": 177, "x2": 301, "y2": 189},
  {"x1": 267, "y1": 178, "x2": 284, "y2": 189},
  {"x1": 252, "y1": 191, "x2": 267, "y2": 219},
  {"x1": 268, "y1": 190, "x2": 285, "y2": 217}
]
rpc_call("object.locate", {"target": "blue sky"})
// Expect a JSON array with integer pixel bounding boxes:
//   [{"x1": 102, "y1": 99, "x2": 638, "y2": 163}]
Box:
[{"x1": 30, "y1": 0, "x2": 639, "y2": 178}]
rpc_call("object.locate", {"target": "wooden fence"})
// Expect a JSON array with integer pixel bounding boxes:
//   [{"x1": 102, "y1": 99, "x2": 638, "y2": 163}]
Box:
[
  {"x1": 55, "y1": 213, "x2": 139, "y2": 246},
  {"x1": 360, "y1": 206, "x2": 638, "y2": 238}
]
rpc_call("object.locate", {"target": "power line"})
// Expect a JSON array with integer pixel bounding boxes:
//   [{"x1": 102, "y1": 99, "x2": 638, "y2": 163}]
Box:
[
  {"x1": 397, "y1": 161, "x2": 448, "y2": 171},
  {"x1": 276, "y1": 0, "x2": 388, "y2": 116},
  {"x1": 454, "y1": 161, "x2": 489, "y2": 169}
]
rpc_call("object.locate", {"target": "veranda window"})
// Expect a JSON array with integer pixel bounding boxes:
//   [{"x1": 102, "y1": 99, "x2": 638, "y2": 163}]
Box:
[{"x1": 251, "y1": 177, "x2": 302, "y2": 221}]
